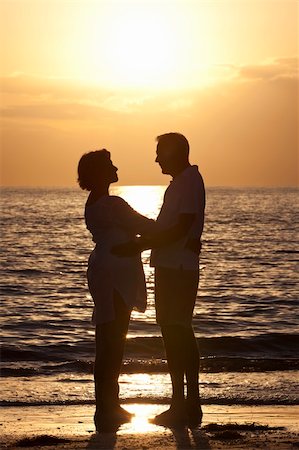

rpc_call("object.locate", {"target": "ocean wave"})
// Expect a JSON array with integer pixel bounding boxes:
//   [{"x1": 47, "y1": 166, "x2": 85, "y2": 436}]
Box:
[
  {"x1": 1, "y1": 396, "x2": 298, "y2": 408},
  {"x1": 275, "y1": 249, "x2": 299, "y2": 254},
  {"x1": 1, "y1": 356, "x2": 298, "y2": 378},
  {"x1": 2, "y1": 268, "x2": 46, "y2": 276},
  {"x1": 1, "y1": 333, "x2": 298, "y2": 366},
  {"x1": 0, "y1": 285, "x2": 32, "y2": 295},
  {"x1": 125, "y1": 334, "x2": 299, "y2": 358}
]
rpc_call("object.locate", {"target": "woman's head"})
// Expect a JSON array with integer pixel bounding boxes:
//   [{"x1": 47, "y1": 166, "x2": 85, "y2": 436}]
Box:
[{"x1": 77, "y1": 149, "x2": 118, "y2": 191}]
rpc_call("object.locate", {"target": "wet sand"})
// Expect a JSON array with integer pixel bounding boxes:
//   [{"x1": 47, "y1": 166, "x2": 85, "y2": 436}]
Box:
[{"x1": 1, "y1": 404, "x2": 298, "y2": 449}]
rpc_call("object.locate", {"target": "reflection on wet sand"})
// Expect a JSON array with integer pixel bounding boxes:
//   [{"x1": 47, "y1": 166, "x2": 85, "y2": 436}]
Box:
[
  {"x1": 4, "y1": 404, "x2": 299, "y2": 449},
  {"x1": 87, "y1": 404, "x2": 211, "y2": 449}
]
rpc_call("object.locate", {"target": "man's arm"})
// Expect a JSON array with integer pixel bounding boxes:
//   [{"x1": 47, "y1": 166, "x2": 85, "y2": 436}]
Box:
[
  {"x1": 144, "y1": 208, "x2": 204, "y2": 253},
  {"x1": 112, "y1": 213, "x2": 197, "y2": 256},
  {"x1": 143, "y1": 213, "x2": 196, "y2": 249}
]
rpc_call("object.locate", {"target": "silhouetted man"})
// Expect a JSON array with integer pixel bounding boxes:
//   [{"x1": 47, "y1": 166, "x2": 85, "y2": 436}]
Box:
[
  {"x1": 113, "y1": 132, "x2": 205, "y2": 427},
  {"x1": 150, "y1": 132, "x2": 205, "y2": 427}
]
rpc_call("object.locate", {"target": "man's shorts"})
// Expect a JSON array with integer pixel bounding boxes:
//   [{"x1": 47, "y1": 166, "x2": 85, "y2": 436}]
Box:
[{"x1": 154, "y1": 266, "x2": 199, "y2": 327}]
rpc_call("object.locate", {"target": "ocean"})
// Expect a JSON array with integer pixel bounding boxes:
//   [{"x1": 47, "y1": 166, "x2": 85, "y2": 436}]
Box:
[{"x1": 1, "y1": 186, "x2": 298, "y2": 408}]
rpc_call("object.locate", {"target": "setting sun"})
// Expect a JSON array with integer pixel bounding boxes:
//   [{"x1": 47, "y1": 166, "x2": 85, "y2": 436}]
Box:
[
  {"x1": 78, "y1": 1, "x2": 223, "y2": 89},
  {"x1": 94, "y1": 4, "x2": 180, "y2": 88}
]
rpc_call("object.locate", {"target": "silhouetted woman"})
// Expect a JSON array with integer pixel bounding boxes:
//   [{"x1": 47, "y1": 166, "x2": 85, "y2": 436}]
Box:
[{"x1": 77, "y1": 149, "x2": 154, "y2": 431}]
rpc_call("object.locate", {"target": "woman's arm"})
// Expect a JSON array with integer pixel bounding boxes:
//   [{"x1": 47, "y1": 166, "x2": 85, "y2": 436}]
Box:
[{"x1": 112, "y1": 196, "x2": 156, "y2": 235}]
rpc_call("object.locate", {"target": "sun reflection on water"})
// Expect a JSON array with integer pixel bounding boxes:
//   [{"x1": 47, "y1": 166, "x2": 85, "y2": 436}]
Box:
[
  {"x1": 111, "y1": 185, "x2": 165, "y2": 219},
  {"x1": 120, "y1": 373, "x2": 171, "y2": 401}
]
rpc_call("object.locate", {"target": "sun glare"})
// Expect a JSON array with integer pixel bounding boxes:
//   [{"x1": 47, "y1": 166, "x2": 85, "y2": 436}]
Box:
[
  {"x1": 84, "y1": 2, "x2": 191, "y2": 89},
  {"x1": 72, "y1": 1, "x2": 221, "y2": 89},
  {"x1": 103, "y1": 8, "x2": 178, "y2": 87},
  {"x1": 77, "y1": 0, "x2": 211, "y2": 89}
]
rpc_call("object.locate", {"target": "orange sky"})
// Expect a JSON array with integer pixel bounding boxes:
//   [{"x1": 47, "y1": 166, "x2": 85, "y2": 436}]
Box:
[{"x1": 1, "y1": 0, "x2": 298, "y2": 187}]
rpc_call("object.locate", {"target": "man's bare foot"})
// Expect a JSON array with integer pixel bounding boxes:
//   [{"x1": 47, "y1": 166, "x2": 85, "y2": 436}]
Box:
[
  {"x1": 186, "y1": 399, "x2": 203, "y2": 428},
  {"x1": 150, "y1": 405, "x2": 186, "y2": 428},
  {"x1": 94, "y1": 405, "x2": 134, "y2": 431}
]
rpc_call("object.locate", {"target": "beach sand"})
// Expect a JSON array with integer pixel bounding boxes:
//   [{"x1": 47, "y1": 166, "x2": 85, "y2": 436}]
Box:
[{"x1": 1, "y1": 404, "x2": 298, "y2": 449}]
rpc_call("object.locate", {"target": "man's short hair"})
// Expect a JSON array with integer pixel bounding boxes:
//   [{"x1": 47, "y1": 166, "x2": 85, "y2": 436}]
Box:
[{"x1": 156, "y1": 132, "x2": 189, "y2": 157}]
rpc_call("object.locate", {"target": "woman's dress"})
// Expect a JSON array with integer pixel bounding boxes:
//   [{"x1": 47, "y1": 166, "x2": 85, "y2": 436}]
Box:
[{"x1": 85, "y1": 195, "x2": 154, "y2": 324}]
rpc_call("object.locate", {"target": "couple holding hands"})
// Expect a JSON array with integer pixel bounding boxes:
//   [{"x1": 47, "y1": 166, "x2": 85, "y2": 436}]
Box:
[{"x1": 77, "y1": 132, "x2": 205, "y2": 431}]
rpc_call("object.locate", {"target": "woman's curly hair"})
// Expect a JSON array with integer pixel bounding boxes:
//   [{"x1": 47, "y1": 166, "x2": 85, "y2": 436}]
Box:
[{"x1": 77, "y1": 149, "x2": 110, "y2": 191}]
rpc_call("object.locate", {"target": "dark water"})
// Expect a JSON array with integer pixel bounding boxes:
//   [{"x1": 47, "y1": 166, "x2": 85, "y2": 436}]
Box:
[{"x1": 1, "y1": 187, "x2": 298, "y2": 406}]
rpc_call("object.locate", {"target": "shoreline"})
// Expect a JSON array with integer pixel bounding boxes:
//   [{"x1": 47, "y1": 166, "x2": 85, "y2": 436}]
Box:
[{"x1": 1, "y1": 404, "x2": 298, "y2": 449}]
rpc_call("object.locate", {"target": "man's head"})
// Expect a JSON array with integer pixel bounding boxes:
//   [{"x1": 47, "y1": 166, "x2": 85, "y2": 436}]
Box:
[{"x1": 155, "y1": 132, "x2": 190, "y2": 176}]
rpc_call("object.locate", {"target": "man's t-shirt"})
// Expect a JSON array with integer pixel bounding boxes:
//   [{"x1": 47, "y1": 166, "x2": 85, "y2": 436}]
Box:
[{"x1": 150, "y1": 165, "x2": 205, "y2": 270}]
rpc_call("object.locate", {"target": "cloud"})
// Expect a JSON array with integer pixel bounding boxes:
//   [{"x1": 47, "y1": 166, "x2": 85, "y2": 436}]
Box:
[
  {"x1": 0, "y1": 73, "x2": 159, "y2": 120},
  {"x1": 1, "y1": 73, "x2": 105, "y2": 98},
  {"x1": 1, "y1": 57, "x2": 297, "y2": 125},
  {"x1": 234, "y1": 57, "x2": 298, "y2": 82},
  {"x1": 1, "y1": 102, "x2": 114, "y2": 120},
  {"x1": 1, "y1": 60, "x2": 297, "y2": 187}
]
